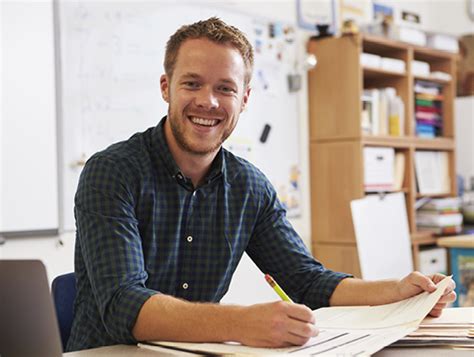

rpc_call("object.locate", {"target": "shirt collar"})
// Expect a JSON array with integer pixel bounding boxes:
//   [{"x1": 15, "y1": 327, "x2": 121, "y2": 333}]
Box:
[{"x1": 151, "y1": 116, "x2": 225, "y2": 188}]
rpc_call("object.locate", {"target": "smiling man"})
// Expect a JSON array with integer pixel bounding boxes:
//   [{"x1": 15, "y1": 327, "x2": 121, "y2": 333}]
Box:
[{"x1": 68, "y1": 18, "x2": 455, "y2": 352}]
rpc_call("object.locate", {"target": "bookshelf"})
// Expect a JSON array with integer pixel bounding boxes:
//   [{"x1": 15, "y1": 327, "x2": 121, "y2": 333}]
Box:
[{"x1": 307, "y1": 34, "x2": 458, "y2": 276}]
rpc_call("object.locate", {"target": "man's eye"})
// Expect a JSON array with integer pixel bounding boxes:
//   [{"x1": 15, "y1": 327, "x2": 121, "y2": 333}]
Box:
[
  {"x1": 184, "y1": 82, "x2": 199, "y2": 88},
  {"x1": 219, "y1": 86, "x2": 235, "y2": 93}
]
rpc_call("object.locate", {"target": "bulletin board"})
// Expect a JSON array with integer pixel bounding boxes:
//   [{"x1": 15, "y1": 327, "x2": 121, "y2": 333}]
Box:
[{"x1": 56, "y1": 1, "x2": 302, "y2": 230}]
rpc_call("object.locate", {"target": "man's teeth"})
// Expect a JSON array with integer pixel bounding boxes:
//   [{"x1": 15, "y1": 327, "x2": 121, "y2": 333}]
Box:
[{"x1": 190, "y1": 117, "x2": 218, "y2": 126}]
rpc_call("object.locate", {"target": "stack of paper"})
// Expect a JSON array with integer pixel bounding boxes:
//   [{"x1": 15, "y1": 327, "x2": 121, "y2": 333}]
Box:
[
  {"x1": 392, "y1": 307, "x2": 474, "y2": 348},
  {"x1": 139, "y1": 278, "x2": 452, "y2": 356}
]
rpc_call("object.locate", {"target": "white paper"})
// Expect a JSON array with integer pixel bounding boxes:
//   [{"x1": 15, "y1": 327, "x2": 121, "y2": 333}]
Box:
[
  {"x1": 143, "y1": 327, "x2": 415, "y2": 356},
  {"x1": 143, "y1": 278, "x2": 452, "y2": 356},
  {"x1": 351, "y1": 192, "x2": 413, "y2": 280},
  {"x1": 313, "y1": 276, "x2": 452, "y2": 329}
]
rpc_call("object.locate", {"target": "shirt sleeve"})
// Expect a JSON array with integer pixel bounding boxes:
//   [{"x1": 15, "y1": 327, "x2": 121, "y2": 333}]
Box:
[
  {"x1": 245, "y1": 179, "x2": 352, "y2": 310},
  {"x1": 74, "y1": 154, "x2": 157, "y2": 343}
]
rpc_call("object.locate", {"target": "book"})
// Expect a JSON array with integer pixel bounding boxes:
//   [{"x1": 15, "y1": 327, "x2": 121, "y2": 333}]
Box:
[{"x1": 416, "y1": 212, "x2": 463, "y2": 227}]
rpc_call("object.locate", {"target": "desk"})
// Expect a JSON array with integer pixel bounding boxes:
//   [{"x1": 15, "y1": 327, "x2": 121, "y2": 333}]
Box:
[
  {"x1": 63, "y1": 345, "x2": 474, "y2": 356},
  {"x1": 438, "y1": 235, "x2": 474, "y2": 307},
  {"x1": 65, "y1": 345, "x2": 474, "y2": 356},
  {"x1": 65, "y1": 309, "x2": 473, "y2": 356}
]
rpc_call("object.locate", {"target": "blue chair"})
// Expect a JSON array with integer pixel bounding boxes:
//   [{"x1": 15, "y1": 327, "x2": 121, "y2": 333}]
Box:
[{"x1": 51, "y1": 272, "x2": 76, "y2": 351}]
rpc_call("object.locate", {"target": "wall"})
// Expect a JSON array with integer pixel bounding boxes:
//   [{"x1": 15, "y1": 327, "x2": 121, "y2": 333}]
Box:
[{"x1": 456, "y1": 96, "x2": 474, "y2": 188}]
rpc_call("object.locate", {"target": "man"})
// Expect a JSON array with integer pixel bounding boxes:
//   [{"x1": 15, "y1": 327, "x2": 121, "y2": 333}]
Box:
[{"x1": 68, "y1": 17, "x2": 456, "y2": 351}]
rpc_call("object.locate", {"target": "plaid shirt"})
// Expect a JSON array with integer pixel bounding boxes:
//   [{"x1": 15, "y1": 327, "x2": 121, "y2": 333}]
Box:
[{"x1": 67, "y1": 117, "x2": 350, "y2": 351}]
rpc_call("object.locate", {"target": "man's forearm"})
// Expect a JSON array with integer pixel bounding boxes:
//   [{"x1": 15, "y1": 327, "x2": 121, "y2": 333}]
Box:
[
  {"x1": 132, "y1": 294, "x2": 245, "y2": 343},
  {"x1": 329, "y1": 278, "x2": 401, "y2": 306}
]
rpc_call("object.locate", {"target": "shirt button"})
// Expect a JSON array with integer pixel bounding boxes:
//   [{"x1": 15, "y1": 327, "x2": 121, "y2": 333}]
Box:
[
  {"x1": 176, "y1": 173, "x2": 183, "y2": 180},
  {"x1": 182, "y1": 283, "x2": 189, "y2": 289},
  {"x1": 186, "y1": 236, "x2": 193, "y2": 242},
  {"x1": 192, "y1": 191, "x2": 197, "y2": 197}
]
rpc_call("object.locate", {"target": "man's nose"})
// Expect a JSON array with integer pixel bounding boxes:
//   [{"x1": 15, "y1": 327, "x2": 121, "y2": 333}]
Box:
[{"x1": 195, "y1": 87, "x2": 219, "y2": 110}]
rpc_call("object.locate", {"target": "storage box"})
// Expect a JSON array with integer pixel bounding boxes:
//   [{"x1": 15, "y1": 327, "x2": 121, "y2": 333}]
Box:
[
  {"x1": 363, "y1": 147, "x2": 395, "y2": 192},
  {"x1": 418, "y1": 247, "x2": 447, "y2": 276},
  {"x1": 380, "y1": 57, "x2": 405, "y2": 73},
  {"x1": 360, "y1": 53, "x2": 381, "y2": 69},
  {"x1": 412, "y1": 60, "x2": 430, "y2": 77}
]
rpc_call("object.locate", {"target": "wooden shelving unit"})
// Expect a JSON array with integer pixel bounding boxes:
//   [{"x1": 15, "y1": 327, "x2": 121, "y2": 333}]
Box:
[{"x1": 307, "y1": 34, "x2": 458, "y2": 277}]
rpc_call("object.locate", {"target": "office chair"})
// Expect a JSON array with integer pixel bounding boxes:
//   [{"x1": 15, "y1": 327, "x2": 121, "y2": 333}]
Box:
[{"x1": 51, "y1": 272, "x2": 76, "y2": 351}]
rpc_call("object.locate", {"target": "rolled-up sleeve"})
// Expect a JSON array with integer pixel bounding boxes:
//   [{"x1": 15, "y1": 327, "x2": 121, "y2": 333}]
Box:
[
  {"x1": 74, "y1": 155, "x2": 157, "y2": 343},
  {"x1": 246, "y1": 180, "x2": 352, "y2": 310}
]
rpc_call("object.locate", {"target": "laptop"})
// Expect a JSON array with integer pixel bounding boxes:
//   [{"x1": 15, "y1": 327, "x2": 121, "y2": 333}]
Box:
[{"x1": 0, "y1": 260, "x2": 63, "y2": 357}]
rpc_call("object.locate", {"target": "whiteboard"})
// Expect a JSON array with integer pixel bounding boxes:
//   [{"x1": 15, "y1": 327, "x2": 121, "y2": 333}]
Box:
[
  {"x1": 351, "y1": 193, "x2": 414, "y2": 280},
  {"x1": 56, "y1": 1, "x2": 302, "y2": 230},
  {"x1": 1, "y1": 1, "x2": 59, "y2": 233}
]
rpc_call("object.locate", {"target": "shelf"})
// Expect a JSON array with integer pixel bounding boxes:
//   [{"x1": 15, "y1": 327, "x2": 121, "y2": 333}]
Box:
[
  {"x1": 413, "y1": 137, "x2": 454, "y2": 150},
  {"x1": 365, "y1": 188, "x2": 409, "y2": 195},
  {"x1": 413, "y1": 46, "x2": 458, "y2": 62},
  {"x1": 308, "y1": 34, "x2": 457, "y2": 277},
  {"x1": 416, "y1": 193, "x2": 453, "y2": 199},
  {"x1": 362, "y1": 135, "x2": 411, "y2": 148},
  {"x1": 362, "y1": 33, "x2": 408, "y2": 52},
  {"x1": 413, "y1": 75, "x2": 451, "y2": 85},
  {"x1": 411, "y1": 232, "x2": 437, "y2": 245},
  {"x1": 363, "y1": 67, "x2": 407, "y2": 80}
]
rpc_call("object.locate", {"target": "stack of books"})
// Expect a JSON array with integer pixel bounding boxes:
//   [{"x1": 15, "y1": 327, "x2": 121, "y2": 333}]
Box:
[
  {"x1": 414, "y1": 80, "x2": 443, "y2": 138},
  {"x1": 417, "y1": 197, "x2": 463, "y2": 235}
]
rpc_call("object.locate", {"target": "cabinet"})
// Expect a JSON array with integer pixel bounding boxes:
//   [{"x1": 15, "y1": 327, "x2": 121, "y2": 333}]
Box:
[{"x1": 307, "y1": 34, "x2": 457, "y2": 276}]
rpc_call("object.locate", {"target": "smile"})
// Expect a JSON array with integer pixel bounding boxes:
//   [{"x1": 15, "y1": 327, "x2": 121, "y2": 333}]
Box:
[{"x1": 189, "y1": 116, "x2": 220, "y2": 127}]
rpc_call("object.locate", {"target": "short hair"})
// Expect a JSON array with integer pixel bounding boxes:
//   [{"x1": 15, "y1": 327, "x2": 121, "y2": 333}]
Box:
[{"x1": 164, "y1": 17, "x2": 254, "y2": 86}]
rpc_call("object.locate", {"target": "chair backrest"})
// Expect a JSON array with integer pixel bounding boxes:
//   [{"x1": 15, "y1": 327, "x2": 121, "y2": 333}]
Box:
[{"x1": 51, "y1": 272, "x2": 76, "y2": 351}]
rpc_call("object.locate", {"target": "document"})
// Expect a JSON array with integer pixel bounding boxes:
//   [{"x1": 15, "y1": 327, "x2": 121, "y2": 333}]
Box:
[
  {"x1": 140, "y1": 277, "x2": 452, "y2": 356},
  {"x1": 141, "y1": 327, "x2": 415, "y2": 355},
  {"x1": 313, "y1": 275, "x2": 452, "y2": 329}
]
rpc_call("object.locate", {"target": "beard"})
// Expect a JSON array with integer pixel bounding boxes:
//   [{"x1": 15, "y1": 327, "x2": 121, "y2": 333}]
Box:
[{"x1": 167, "y1": 105, "x2": 237, "y2": 156}]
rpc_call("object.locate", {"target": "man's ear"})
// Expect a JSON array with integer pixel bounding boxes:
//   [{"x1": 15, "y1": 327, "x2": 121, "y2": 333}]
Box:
[
  {"x1": 240, "y1": 86, "x2": 251, "y2": 112},
  {"x1": 160, "y1": 74, "x2": 170, "y2": 103}
]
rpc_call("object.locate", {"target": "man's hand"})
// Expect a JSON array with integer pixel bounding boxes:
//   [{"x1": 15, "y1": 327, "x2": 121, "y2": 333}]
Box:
[
  {"x1": 397, "y1": 272, "x2": 456, "y2": 317},
  {"x1": 236, "y1": 301, "x2": 318, "y2": 348}
]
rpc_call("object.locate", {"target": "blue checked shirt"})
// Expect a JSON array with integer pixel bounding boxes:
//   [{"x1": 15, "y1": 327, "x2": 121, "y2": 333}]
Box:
[{"x1": 67, "y1": 117, "x2": 351, "y2": 351}]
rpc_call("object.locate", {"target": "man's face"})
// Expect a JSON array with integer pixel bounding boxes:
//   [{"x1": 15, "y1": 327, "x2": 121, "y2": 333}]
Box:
[{"x1": 160, "y1": 38, "x2": 250, "y2": 156}]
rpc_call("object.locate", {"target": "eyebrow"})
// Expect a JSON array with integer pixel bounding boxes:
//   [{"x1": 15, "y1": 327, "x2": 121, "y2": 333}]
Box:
[
  {"x1": 181, "y1": 72, "x2": 201, "y2": 80},
  {"x1": 180, "y1": 72, "x2": 237, "y2": 87}
]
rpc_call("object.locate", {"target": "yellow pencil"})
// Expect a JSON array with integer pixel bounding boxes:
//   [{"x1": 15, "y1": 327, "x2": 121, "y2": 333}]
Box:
[{"x1": 265, "y1": 274, "x2": 293, "y2": 303}]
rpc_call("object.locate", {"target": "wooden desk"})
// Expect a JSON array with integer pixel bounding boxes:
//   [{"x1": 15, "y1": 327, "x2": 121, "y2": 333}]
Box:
[
  {"x1": 65, "y1": 344, "x2": 473, "y2": 356},
  {"x1": 64, "y1": 343, "x2": 474, "y2": 356},
  {"x1": 438, "y1": 235, "x2": 474, "y2": 248},
  {"x1": 438, "y1": 234, "x2": 474, "y2": 307}
]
